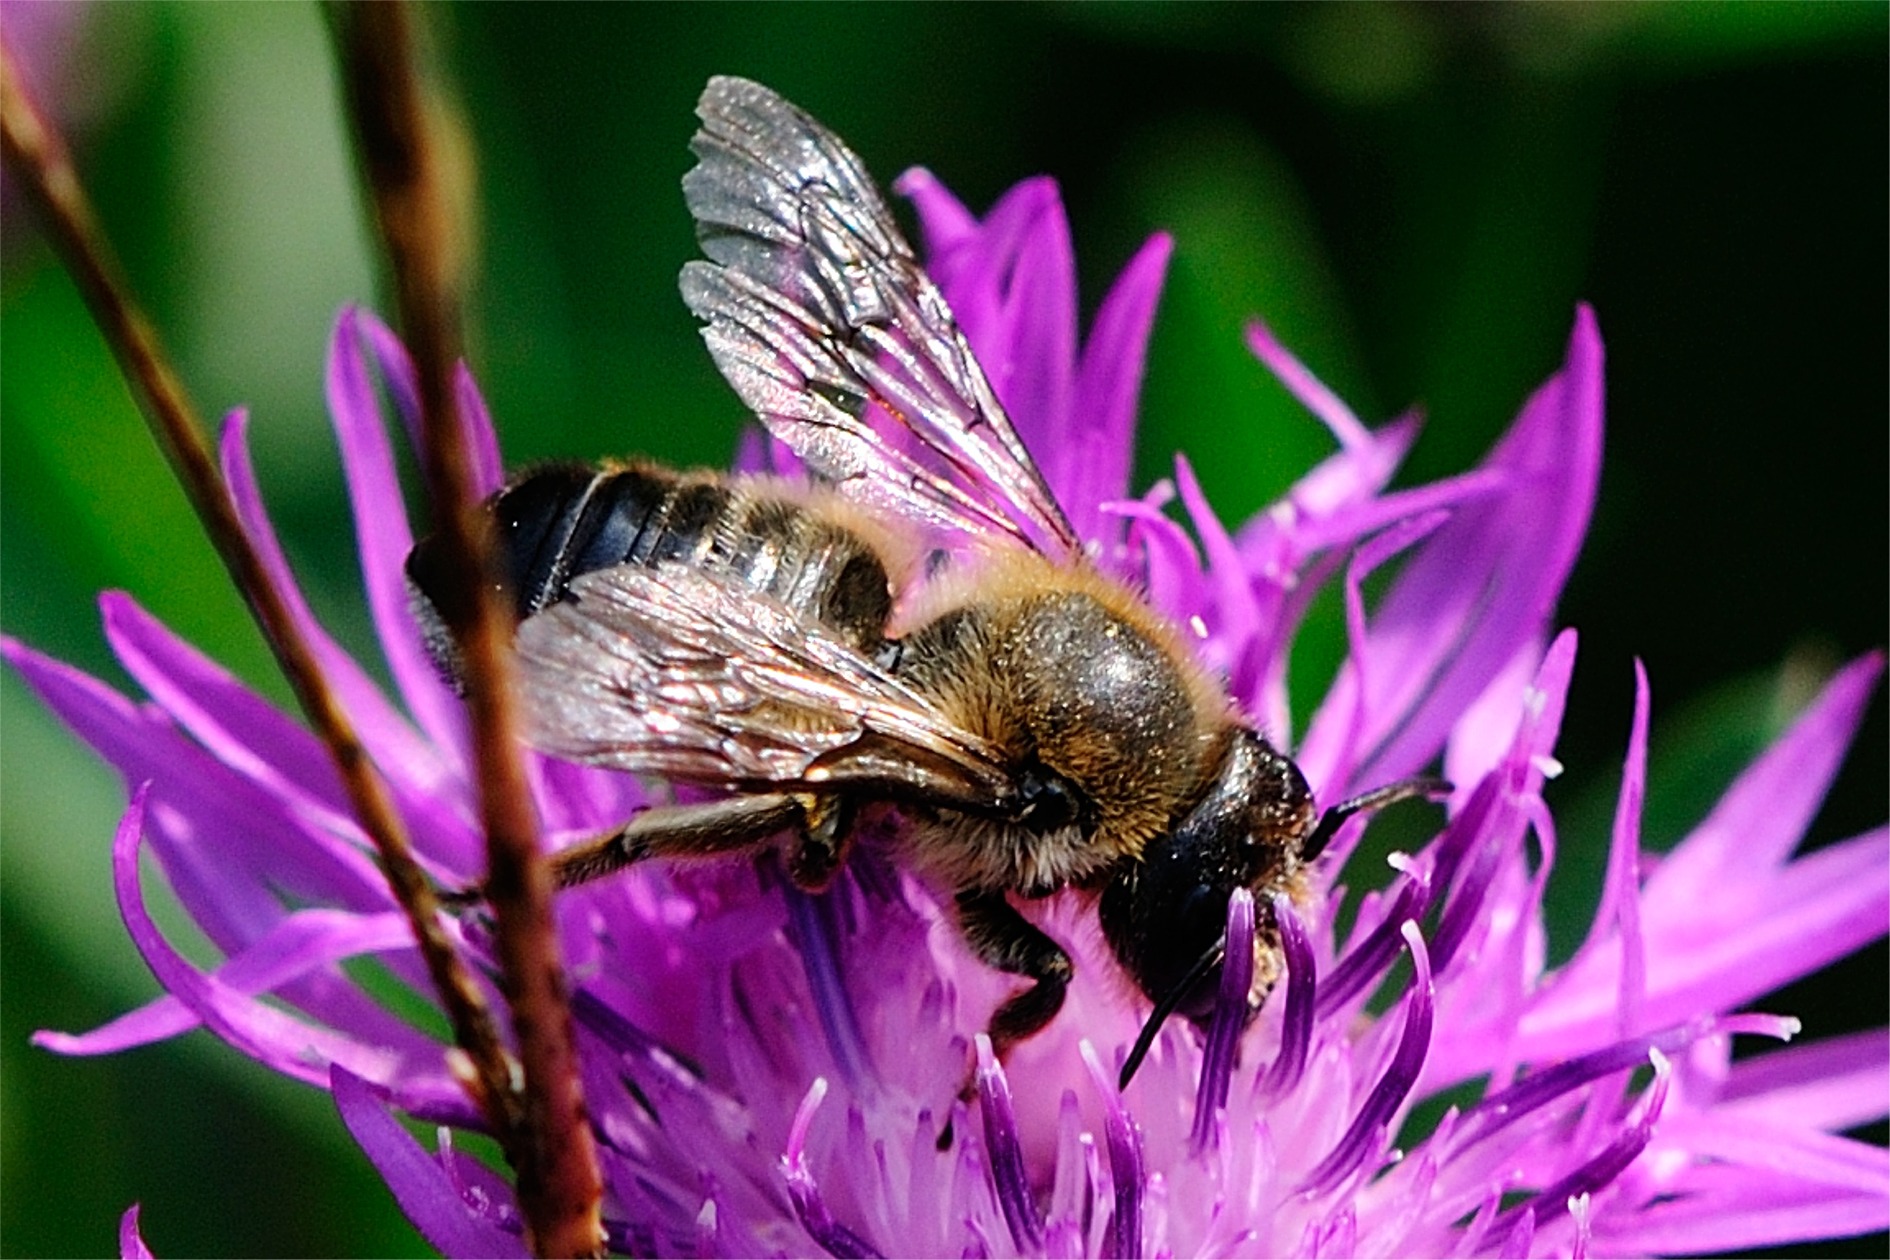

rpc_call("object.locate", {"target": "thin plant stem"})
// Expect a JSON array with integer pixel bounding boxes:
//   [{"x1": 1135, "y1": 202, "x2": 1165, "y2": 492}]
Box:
[
  {"x1": 330, "y1": 4, "x2": 604, "y2": 1255},
  {"x1": 0, "y1": 37, "x2": 528, "y2": 1151}
]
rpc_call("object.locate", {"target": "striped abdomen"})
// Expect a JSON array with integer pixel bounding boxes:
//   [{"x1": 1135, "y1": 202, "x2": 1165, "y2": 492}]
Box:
[{"x1": 406, "y1": 461, "x2": 896, "y2": 684}]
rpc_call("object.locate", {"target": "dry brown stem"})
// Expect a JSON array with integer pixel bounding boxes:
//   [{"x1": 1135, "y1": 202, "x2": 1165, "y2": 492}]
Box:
[
  {"x1": 330, "y1": 4, "x2": 605, "y2": 1254},
  {"x1": 0, "y1": 28, "x2": 524, "y2": 1168}
]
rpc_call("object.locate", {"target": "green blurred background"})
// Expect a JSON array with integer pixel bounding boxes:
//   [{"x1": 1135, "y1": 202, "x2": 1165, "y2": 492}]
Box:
[{"x1": 2, "y1": 3, "x2": 1883, "y2": 1255}]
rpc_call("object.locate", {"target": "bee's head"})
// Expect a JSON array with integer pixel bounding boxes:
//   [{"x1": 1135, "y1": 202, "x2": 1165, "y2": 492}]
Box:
[{"x1": 1098, "y1": 727, "x2": 1314, "y2": 1031}]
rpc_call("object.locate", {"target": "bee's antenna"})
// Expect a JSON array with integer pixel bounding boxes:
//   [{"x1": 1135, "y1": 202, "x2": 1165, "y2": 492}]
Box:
[
  {"x1": 1302, "y1": 775, "x2": 1452, "y2": 864},
  {"x1": 1118, "y1": 934, "x2": 1227, "y2": 1092}
]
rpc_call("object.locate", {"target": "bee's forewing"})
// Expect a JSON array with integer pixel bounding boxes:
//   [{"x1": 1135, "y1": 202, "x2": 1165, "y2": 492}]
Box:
[
  {"x1": 515, "y1": 564, "x2": 1018, "y2": 811},
  {"x1": 681, "y1": 75, "x2": 1081, "y2": 558}
]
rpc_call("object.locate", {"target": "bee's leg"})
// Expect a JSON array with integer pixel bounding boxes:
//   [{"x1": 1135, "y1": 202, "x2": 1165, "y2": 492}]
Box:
[
  {"x1": 546, "y1": 793, "x2": 804, "y2": 890},
  {"x1": 954, "y1": 889, "x2": 1074, "y2": 1059},
  {"x1": 783, "y1": 793, "x2": 855, "y2": 893}
]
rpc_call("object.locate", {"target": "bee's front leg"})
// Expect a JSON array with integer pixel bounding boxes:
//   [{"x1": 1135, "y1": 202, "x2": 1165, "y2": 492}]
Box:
[{"x1": 954, "y1": 888, "x2": 1074, "y2": 1059}]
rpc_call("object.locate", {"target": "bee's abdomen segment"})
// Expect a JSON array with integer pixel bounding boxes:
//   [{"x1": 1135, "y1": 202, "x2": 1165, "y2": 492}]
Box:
[
  {"x1": 407, "y1": 462, "x2": 895, "y2": 681},
  {"x1": 704, "y1": 486, "x2": 894, "y2": 651}
]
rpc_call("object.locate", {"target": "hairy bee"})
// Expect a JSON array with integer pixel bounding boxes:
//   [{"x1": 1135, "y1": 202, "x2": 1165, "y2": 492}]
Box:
[{"x1": 409, "y1": 77, "x2": 1438, "y2": 1083}]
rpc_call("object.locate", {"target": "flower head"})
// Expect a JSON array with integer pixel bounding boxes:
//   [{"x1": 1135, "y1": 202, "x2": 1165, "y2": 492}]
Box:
[{"x1": 12, "y1": 167, "x2": 1887, "y2": 1257}]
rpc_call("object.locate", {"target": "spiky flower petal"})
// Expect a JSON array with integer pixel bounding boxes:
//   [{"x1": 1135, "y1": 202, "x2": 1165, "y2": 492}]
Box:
[{"x1": 14, "y1": 169, "x2": 1885, "y2": 1258}]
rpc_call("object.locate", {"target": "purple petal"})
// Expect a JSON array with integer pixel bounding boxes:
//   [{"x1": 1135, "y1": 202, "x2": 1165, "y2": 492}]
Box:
[
  {"x1": 1451, "y1": 1191, "x2": 1504, "y2": 1259},
  {"x1": 1521, "y1": 826, "x2": 1888, "y2": 1056},
  {"x1": 1297, "y1": 411, "x2": 1421, "y2": 521},
  {"x1": 884, "y1": 170, "x2": 1171, "y2": 553},
  {"x1": 988, "y1": 182, "x2": 1075, "y2": 467},
  {"x1": 1175, "y1": 454, "x2": 1266, "y2": 712},
  {"x1": 783, "y1": 884, "x2": 871, "y2": 1089},
  {"x1": 1281, "y1": 463, "x2": 1505, "y2": 575},
  {"x1": 218, "y1": 409, "x2": 471, "y2": 827},
  {"x1": 454, "y1": 359, "x2": 505, "y2": 497},
  {"x1": 325, "y1": 309, "x2": 473, "y2": 773},
  {"x1": 732, "y1": 425, "x2": 771, "y2": 474},
  {"x1": 1319, "y1": 864, "x2": 1431, "y2": 1016},
  {"x1": 1258, "y1": 895, "x2": 1316, "y2": 1100},
  {"x1": 119, "y1": 1205, "x2": 152, "y2": 1260},
  {"x1": 5, "y1": 629, "x2": 461, "y2": 1058},
  {"x1": 1318, "y1": 306, "x2": 1603, "y2": 786},
  {"x1": 36, "y1": 907, "x2": 425, "y2": 1058},
  {"x1": 3, "y1": 637, "x2": 388, "y2": 942},
  {"x1": 897, "y1": 171, "x2": 1169, "y2": 557},
  {"x1": 1233, "y1": 409, "x2": 1426, "y2": 575},
  {"x1": 526, "y1": 751, "x2": 643, "y2": 838},
  {"x1": 1437, "y1": 637, "x2": 1546, "y2": 810},
  {"x1": 1306, "y1": 508, "x2": 1452, "y2": 801},
  {"x1": 1301, "y1": 922, "x2": 1434, "y2": 1194},
  {"x1": 1595, "y1": 1181, "x2": 1890, "y2": 1255},
  {"x1": 1497, "y1": 1206, "x2": 1535, "y2": 1259},
  {"x1": 1062, "y1": 233, "x2": 1171, "y2": 541},
  {"x1": 1428, "y1": 806, "x2": 1511, "y2": 979},
  {"x1": 1244, "y1": 317, "x2": 1371, "y2": 453},
  {"x1": 1079, "y1": 1041, "x2": 1144, "y2": 1260},
  {"x1": 1108, "y1": 492, "x2": 1208, "y2": 635},
  {"x1": 331, "y1": 1064, "x2": 527, "y2": 1258},
  {"x1": 975, "y1": 1034, "x2": 1043, "y2": 1253},
  {"x1": 782, "y1": 1078, "x2": 883, "y2": 1260},
  {"x1": 896, "y1": 167, "x2": 977, "y2": 259},
  {"x1": 1500, "y1": 655, "x2": 1889, "y2": 1057},
  {"x1": 1654, "y1": 1110, "x2": 1890, "y2": 1195},
  {"x1": 1044, "y1": 1090, "x2": 1086, "y2": 1258},
  {"x1": 1231, "y1": 403, "x2": 1434, "y2": 739},
  {"x1": 100, "y1": 592, "x2": 354, "y2": 830},
  {"x1": 1652, "y1": 651, "x2": 1883, "y2": 889},
  {"x1": 104, "y1": 786, "x2": 466, "y2": 1115},
  {"x1": 349, "y1": 306, "x2": 506, "y2": 498},
  {"x1": 1421, "y1": 796, "x2": 1558, "y2": 1088},
  {"x1": 1416, "y1": 625, "x2": 1575, "y2": 985},
  {"x1": 1488, "y1": 627, "x2": 1578, "y2": 810},
  {"x1": 349, "y1": 307, "x2": 423, "y2": 451},
  {"x1": 1191, "y1": 888, "x2": 1254, "y2": 1152},
  {"x1": 1456, "y1": 1013, "x2": 1795, "y2": 1151},
  {"x1": 1495, "y1": 1050, "x2": 1669, "y2": 1234},
  {"x1": 1602, "y1": 661, "x2": 1652, "y2": 1035},
  {"x1": 95, "y1": 593, "x2": 482, "y2": 885},
  {"x1": 910, "y1": 176, "x2": 1061, "y2": 394},
  {"x1": 1718, "y1": 1027, "x2": 1890, "y2": 1133}
]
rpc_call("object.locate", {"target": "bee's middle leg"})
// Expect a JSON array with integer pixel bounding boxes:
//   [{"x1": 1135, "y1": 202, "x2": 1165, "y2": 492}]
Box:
[
  {"x1": 954, "y1": 888, "x2": 1074, "y2": 1059},
  {"x1": 783, "y1": 793, "x2": 855, "y2": 892},
  {"x1": 546, "y1": 793, "x2": 804, "y2": 889}
]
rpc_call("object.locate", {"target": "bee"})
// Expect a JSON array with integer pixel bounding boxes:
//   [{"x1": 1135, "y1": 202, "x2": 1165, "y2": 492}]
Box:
[{"x1": 408, "y1": 76, "x2": 1441, "y2": 1086}]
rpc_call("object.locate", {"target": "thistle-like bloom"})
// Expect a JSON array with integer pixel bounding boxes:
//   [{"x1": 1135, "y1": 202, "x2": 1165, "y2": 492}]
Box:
[{"x1": 13, "y1": 170, "x2": 1887, "y2": 1258}]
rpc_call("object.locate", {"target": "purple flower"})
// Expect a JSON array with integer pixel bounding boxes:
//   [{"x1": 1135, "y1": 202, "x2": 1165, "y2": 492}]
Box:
[{"x1": 12, "y1": 169, "x2": 1887, "y2": 1258}]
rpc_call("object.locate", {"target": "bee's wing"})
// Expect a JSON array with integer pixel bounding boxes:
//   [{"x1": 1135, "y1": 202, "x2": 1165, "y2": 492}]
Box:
[
  {"x1": 680, "y1": 75, "x2": 1081, "y2": 559},
  {"x1": 514, "y1": 565, "x2": 1020, "y2": 812}
]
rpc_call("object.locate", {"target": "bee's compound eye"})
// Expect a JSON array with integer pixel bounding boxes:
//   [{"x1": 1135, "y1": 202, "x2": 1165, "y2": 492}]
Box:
[{"x1": 1015, "y1": 760, "x2": 1088, "y2": 835}]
